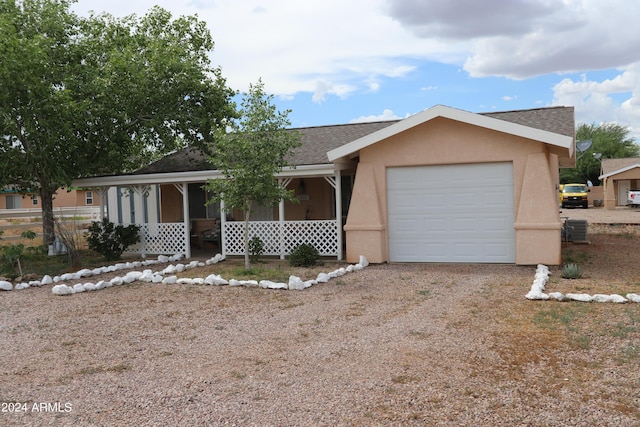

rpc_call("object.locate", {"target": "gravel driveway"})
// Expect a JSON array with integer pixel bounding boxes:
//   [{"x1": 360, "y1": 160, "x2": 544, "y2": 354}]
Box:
[{"x1": 1, "y1": 214, "x2": 640, "y2": 426}]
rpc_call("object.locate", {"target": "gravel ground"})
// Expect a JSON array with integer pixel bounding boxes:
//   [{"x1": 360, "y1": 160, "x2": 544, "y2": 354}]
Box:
[{"x1": 1, "y1": 213, "x2": 640, "y2": 426}]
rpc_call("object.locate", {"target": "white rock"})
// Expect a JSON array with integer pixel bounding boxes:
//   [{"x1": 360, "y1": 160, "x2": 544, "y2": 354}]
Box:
[
  {"x1": 229, "y1": 279, "x2": 242, "y2": 287},
  {"x1": 169, "y1": 254, "x2": 184, "y2": 262},
  {"x1": 110, "y1": 276, "x2": 124, "y2": 286},
  {"x1": 132, "y1": 261, "x2": 142, "y2": 268},
  {"x1": 191, "y1": 278, "x2": 205, "y2": 285},
  {"x1": 162, "y1": 265, "x2": 177, "y2": 275},
  {"x1": 83, "y1": 282, "x2": 97, "y2": 291},
  {"x1": 240, "y1": 280, "x2": 259, "y2": 287},
  {"x1": 204, "y1": 274, "x2": 227, "y2": 286},
  {"x1": 162, "y1": 276, "x2": 178, "y2": 285},
  {"x1": 52, "y1": 284, "x2": 74, "y2": 296},
  {"x1": 626, "y1": 293, "x2": 640, "y2": 303},
  {"x1": 549, "y1": 292, "x2": 567, "y2": 301},
  {"x1": 260, "y1": 280, "x2": 287, "y2": 290},
  {"x1": 177, "y1": 278, "x2": 193, "y2": 285},
  {"x1": 53, "y1": 276, "x2": 61, "y2": 283},
  {"x1": 525, "y1": 290, "x2": 549, "y2": 300},
  {"x1": 103, "y1": 280, "x2": 113, "y2": 288},
  {"x1": 359, "y1": 255, "x2": 369, "y2": 267},
  {"x1": 566, "y1": 293, "x2": 593, "y2": 302},
  {"x1": 91, "y1": 268, "x2": 103, "y2": 276},
  {"x1": 123, "y1": 271, "x2": 142, "y2": 283},
  {"x1": 77, "y1": 268, "x2": 92, "y2": 277},
  {"x1": 158, "y1": 255, "x2": 170, "y2": 263},
  {"x1": 124, "y1": 262, "x2": 134, "y2": 269},
  {"x1": 95, "y1": 281, "x2": 106, "y2": 290},
  {"x1": 138, "y1": 271, "x2": 154, "y2": 282},
  {"x1": 288, "y1": 275, "x2": 305, "y2": 291},
  {"x1": 41, "y1": 275, "x2": 53, "y2": 285},
  {"x1": 60, "y1": 273, "x2": 75, "y2": 281},
  {"x1": 29, "y1": 280, "x2": 41, "y2": 287},
  {"x1": 72, "y1": 283, "x2": 86, "y2": 293},
  {"x1": 114, "y1": 263, "x2": 126, "y2": 270},
  {"x1": 592, "y1": 294, "x2": 613, "y2": 303},
  {"x1": 175, "y1": 264, "x2": 186, "y2": 273},
  {"x1": 353, "y1": 264, "x2": 364, "y2": 271},
  {"x1": 610, "y1": 294, "x2": 628, "y2": 304},
  {"x1": 188, "y1": 260, "x2": 200, "y2": 269},
  {"x1": 536, "y1": 264, "x2": 550, "y2": 273},
  {"x1": 151, "y1": 274, "x2": 164, "y2": 283},
  {"x1": 304, "y1": 280, "x2": 316, "y2": 289},
  {"x1": 346, "y1": 265, "x2": 355, "y2": 273},
  {"x1": 0, "y1": 281, "x2": 13, "y2": 291},
  {"x1": 106, "y1": 265, "x2": 116, "y2": 272},
  {"x1": 15, "y1": 283, "x2": 29, "y2": 290},
  {"x1": 316, "y1": 273, "x2": 330, "y2": 283}
]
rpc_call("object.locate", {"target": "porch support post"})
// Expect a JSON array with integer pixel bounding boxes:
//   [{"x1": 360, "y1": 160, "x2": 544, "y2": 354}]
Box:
[
  {"x1": 279, "y1": 179, "x2": 286, "y2": 260},
  {"x1": 220, "y1": 198, "x2": 226, "y2": 257},
  {"x1": 96, "y1": 187, "x2": 109, "y2": 220},
  {"x1": 173, "y1": 183, "x2": 191, "y2": 259},
  {"x1": 131, "y1": 185, "x2": 148, "y2": 258},
  {"x1": 181, "y1": 183, "x2": 191, "y2": 259},
  {"x1": 335, "y1": 172, "x2": 343, "y2": 261}
]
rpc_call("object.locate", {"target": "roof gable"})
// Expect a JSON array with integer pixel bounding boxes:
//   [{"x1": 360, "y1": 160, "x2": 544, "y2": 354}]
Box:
[
  {"x1": 327, "y1": 105, "x2": 574, "y2": 164},
  {"x1": 599, "y1": 158, "x2": 640, "y2": 180}
]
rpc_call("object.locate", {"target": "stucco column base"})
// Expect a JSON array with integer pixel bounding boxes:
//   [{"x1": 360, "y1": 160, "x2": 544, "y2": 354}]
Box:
[
  {"x1": 344, "y1": 225, "x2": 386, "y2": 264},
  {"x1": 604, "y1": 198, "x2": 617, "y2": 209},
  {"x1": 514, "y1": 225, "x2": 562, "y2": 266}
]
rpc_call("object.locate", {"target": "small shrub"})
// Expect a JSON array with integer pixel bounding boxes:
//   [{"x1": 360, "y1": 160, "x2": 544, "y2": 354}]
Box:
[
  {"x1": 288, "y1": 243, "x2": 320, "y2": 267},
  {"x1": 562, "y1": 262, "x2": 582, "y2": 279},
  {"x1": 248, "y1": 236, "x2": 264, "y2": 263},
  {"x1": 86, "y1": 218, "x2": 140, "y2": 261}
]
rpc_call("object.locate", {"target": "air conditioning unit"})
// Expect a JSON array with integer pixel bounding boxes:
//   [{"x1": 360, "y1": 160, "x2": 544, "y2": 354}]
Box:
[{"x1": 566, "y1": 219, "x2": 588, "y2": 242}]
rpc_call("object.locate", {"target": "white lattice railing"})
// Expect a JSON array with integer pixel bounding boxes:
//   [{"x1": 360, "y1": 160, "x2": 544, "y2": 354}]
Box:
[
  {"x1": 125, "y1": 223, "x2": 187, "y2": 256},
  {"x1": 224, "y1": 220, "x2": 338, "y2": 256}
]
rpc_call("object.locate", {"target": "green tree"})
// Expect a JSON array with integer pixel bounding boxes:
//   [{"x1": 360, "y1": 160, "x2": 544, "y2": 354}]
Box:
[
  {"x1": 205, "y1": 80, "x2": 301, "y2": 269},
  {"x1": 561, "y1": 123, "x2": 639, "y2": 185},
  {"x1": 0, "y1": 0, "x2": 235, "y2": 246}
]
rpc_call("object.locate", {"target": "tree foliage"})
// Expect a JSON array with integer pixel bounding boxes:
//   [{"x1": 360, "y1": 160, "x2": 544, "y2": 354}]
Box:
[
  {"x1": 205, "y1": 79, "x2": 301, "y2": 269},
  {"x1": 0, "y1": 0, "x2": 236, "y2": 245},
  {"x1": 561, "y1": 123, "x2": 639, "y2": 184}
]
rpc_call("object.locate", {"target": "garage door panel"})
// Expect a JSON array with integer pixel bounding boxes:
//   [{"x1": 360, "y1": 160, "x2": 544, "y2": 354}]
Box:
[{"x1": 388, "y1": 163, "x2": 514, "y2": 263}]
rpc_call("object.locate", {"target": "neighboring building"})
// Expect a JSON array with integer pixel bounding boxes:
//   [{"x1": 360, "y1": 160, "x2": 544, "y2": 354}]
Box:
[
  {"x1": 599, "y1": 158, "x2": 640, "y2": 209},
  {"x1": 72, "y1": 105, "x2": 575, "y2": 265},
  {"x1": 0, "y1": 188, "x2": 97, "y2": 210}
]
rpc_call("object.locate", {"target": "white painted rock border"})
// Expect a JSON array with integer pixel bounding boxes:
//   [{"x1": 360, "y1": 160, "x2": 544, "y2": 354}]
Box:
[
  {"x1": 526, "y1": 264, "x2": 632, "y2": 303},
  {"x1": 43, "y1": 254, "x2": 369, "y2": 296}
]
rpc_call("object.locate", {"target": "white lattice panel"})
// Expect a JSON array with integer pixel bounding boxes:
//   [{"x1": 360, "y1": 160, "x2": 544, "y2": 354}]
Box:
[
  {"x1": 125, "y1": 223, "x2": 187, "y2": 256},
  {"x1": 224, "y1": 220, "x2": 338, "y2": 256}
]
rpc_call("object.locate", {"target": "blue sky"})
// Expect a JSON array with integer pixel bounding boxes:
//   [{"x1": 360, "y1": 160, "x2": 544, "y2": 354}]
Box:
[{"x1": 72, "y1": 0, "x2": 640, "y2": 140}]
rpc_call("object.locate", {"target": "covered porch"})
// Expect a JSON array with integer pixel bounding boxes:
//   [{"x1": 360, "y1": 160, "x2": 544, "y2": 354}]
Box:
[{"x1": 72, "y1": 165, "x2": 349, "y2": 260}]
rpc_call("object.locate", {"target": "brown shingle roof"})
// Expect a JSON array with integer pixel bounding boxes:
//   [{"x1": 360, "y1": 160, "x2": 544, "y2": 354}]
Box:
[
  {"x1": 601, "y1": 157, "x2": 640, "y2": 175},
  {"x1": 133, "y1": 106, "x2": 573, "y2": 174}
]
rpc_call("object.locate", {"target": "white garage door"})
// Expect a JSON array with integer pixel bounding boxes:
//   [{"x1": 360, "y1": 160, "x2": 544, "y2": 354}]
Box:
[{"x1": 387, "y1": 162, "x2": 515, "y2": 263}]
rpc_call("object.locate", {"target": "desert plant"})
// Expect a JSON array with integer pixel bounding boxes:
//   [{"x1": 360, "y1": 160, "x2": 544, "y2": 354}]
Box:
[
  {"x1": 1, "y1": 230, "x2": 37, "y2": 277},
  {"x1": 248, "y1": 236, "x2": 264, "y2": 263},
  {"x1": 562, "y1": 263, "x2": 583, "y2": 279},
  {"x1": 288, "y1": 243, "x2": 320, "y2": 267},
  {"x1": 86, "y1": 218, "x2": 140, "y2": 261}
]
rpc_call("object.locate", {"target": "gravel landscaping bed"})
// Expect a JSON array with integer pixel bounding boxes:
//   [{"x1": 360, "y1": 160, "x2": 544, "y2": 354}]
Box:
[{"x1": 2, "y1": 223, "x2": 640, "y2": 426}]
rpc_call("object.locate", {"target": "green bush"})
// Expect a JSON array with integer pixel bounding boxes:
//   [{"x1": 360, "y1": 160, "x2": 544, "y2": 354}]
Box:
[
  {"x1": 248, "y1": 236, "x2": 264, "y2": 263},
  {"x1": 86, "y1": 218, "x2": 140, "y2": 261},
  {"x1": 288, "y1": 243, "x2": 320, "y2": 267}
]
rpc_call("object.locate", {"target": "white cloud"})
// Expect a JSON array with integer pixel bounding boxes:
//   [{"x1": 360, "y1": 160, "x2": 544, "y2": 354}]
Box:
[
  {"x1": 350, "y1": 109, "x2": 403, "y2": 123},
  {"x1": 552, "y1": 62, "x2": 640, "y2": 140}
]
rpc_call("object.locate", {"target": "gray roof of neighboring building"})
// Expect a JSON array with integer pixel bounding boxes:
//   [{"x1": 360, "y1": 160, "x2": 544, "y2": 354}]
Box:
[{"x1": 133, "y1": 106, "x2": 574, "y2": 175}]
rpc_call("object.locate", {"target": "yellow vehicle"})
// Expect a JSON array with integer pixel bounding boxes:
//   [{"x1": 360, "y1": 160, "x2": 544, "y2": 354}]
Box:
[{"x1": 560, "y1": 183, "x2": 589, "y2": 209}]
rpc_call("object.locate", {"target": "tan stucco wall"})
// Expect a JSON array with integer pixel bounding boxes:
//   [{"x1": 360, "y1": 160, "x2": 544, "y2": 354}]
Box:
[
  {"x1": 344, "y1": 117, "x2": 562, "y2": 265},
  {"x1": 602, "y1": 169, "x2": 640, "y2": 209}
]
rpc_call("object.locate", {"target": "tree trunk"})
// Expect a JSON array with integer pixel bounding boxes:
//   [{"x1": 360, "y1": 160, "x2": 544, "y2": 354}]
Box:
[{"x1": 40, "y1": 187, "x2": 55, "y2": 247}]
